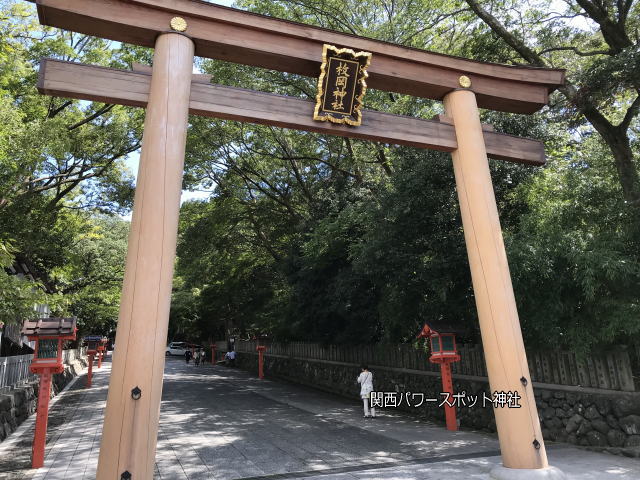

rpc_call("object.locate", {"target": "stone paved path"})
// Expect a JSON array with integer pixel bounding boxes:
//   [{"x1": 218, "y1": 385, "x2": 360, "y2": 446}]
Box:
[
  {"x1": 0, "y1": 361, "x2": 105, "y2": 480},
  {"x1": 155, "y1": 360, "x2": 501, "y2": 479},
  {"x1": 0, "y1": 355, "x2": 638, "y2": 479}
]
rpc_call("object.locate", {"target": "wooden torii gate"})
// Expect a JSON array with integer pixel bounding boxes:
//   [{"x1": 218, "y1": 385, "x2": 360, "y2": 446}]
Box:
[{"x1": 32, "y1": 1, "x2": 566, "y2": 479}]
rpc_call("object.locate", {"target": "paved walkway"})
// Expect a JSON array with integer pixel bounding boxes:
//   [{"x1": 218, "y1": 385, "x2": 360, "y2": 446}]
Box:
[{"x1": 0, "y1": 356, "x2": 638, "y2": 479}]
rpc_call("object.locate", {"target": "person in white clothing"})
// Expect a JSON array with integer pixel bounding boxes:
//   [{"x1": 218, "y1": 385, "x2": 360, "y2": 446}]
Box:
[
  {"x1": 225, "y1": 350, "x2": 236, "y2": 367},
  {"x1": 357, "y1": 364, "x2": 376, "y2": 418}
]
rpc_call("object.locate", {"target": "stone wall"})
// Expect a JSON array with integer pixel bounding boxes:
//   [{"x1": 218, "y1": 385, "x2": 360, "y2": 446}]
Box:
[
  {"x1": 236, "y1": 352, "x2": 640, "y2": 458},
  {"x1": 0, "y1": 354, "x2": 87, "y2": 442}
]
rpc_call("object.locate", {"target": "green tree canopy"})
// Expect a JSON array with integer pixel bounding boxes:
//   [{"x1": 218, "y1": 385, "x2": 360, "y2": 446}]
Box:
[
  {"x1": 171, "y1": 0, "x2": 639, "y2": 354},
  {"x1": 0, "y1": 0, "x2": 637, "y2": 354},
  {"x1": 0, "y1": 1, "x2": 142, "y2": 334}
]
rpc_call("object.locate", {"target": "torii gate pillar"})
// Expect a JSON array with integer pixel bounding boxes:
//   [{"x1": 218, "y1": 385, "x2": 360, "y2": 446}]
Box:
[
  {"x1": 96, "y1": 32, "x2": 194, "y2": 480},
  {"x1": 444, "y1": 89, "x2": 564, "y2": 479}
]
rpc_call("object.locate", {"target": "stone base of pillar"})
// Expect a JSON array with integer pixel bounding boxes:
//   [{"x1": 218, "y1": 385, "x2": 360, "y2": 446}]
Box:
[{"x1": 490, "y1": 465, "x2": 567, "y2": 480}]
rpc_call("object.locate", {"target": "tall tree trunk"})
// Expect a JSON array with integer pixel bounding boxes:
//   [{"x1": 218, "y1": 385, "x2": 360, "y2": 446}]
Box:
[
  {"x1": 609, "y1": 133, "x2": 640, "y2": 206},
  {"x1": 580, "y1": 103, "x2": 640, "y2": 205},
  {"x1": 464, "y1": 0, "x2": 640, "y2": 209}
]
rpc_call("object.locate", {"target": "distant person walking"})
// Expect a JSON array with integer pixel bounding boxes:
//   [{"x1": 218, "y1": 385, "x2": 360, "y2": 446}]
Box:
[
  {"x1": 357, "y1": 365, "x2": 376, "y2": 418},
  {"x1": 194, "y1": 349, "x2": 201, "y2": 366},
  {"x1": 185, "y1": 349, "x2": 192, "y2": 365}
]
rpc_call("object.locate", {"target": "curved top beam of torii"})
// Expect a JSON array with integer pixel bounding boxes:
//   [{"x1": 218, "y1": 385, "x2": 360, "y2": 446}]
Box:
[{"x1": 34, "y1": 0, "x2": 564, "y2": 114}]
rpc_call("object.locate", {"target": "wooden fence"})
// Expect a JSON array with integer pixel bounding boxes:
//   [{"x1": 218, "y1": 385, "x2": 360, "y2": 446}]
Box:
[{"x1": 234, "y1": 340, "x2": 637, "y2": 392}]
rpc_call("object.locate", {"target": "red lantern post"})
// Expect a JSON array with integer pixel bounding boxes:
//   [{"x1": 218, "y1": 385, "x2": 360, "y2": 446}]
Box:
[
  {"x1": 256, "y1": 345, "x2": 266, "y2": 379},
  {"x1": 21, "y1": 317, "x2": 77, "y2": 469},
  {"x1": 84, "y1": 335, "x2": 102, "y2": 387},
  {"x1": 417, "y1": 324, "x2": 461, "y2": 431},
  {"x1": 211, "y1": 343, "x2": 217, "y2": 366},
  {"x1": 96, "y1": 337, "x2": 107, "y2": 368}
]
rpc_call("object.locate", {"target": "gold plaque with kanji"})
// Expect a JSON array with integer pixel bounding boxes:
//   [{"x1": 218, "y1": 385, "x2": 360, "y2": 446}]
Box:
[{"x1": 313, "y1": 44, "x2": 372, "y2": 126}]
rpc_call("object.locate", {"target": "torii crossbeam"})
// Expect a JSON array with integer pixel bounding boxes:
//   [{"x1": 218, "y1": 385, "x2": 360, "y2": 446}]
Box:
[
  {"x1": 31, "y1": 1, "x2": 566, "y2": 479},
  {"x1": 38, "y1": 59, "x2": 546, "y2": 165}
]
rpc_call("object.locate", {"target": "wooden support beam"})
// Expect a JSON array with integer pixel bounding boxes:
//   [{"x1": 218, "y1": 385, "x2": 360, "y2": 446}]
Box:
[
  {"x1": 131, "y1": 62, "x2": 212, "y2": 84},
  {"x1": 34, "y1": 0, "x2": 564, "y2": 114},
  {"x1": 38, "y1": 59, "x2": 545, "y2": 166},
  {"x1": 432, "y1": 114, "x2": 495, "y2": 132}
]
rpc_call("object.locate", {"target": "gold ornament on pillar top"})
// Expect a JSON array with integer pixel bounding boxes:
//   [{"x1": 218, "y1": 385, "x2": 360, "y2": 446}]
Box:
[
  {"x1": 170, "y1": 17, "x2": 188, "y2": 32},
  {"x1": 458, "y1": 75, "x2": 472, "y2": 88}
]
